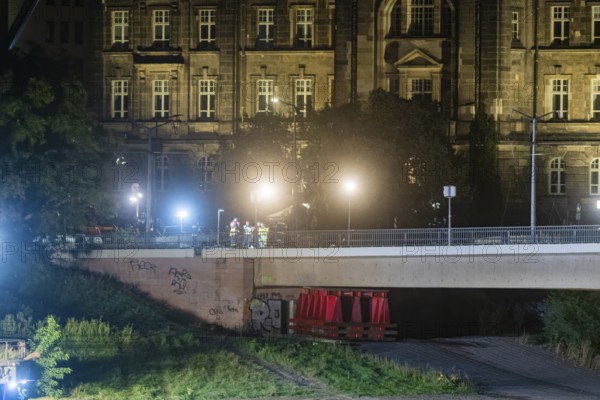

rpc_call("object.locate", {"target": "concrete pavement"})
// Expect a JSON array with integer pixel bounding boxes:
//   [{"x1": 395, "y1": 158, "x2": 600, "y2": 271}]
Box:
[{"x1": 359, "y1": 336, "x2": 600, "y2": 399}]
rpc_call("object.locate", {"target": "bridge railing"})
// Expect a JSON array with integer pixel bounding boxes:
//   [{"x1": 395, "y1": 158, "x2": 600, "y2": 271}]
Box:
[{"x1": 83, "y1": 225, "x2": 600, "y2": 250}]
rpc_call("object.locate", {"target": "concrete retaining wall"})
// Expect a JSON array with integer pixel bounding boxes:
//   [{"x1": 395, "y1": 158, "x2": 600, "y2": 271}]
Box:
[{"x1": 77, "y1": 250, "x2": 255, "y2": 329}]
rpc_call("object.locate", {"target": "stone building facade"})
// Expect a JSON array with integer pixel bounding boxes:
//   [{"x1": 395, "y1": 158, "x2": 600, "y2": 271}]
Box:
[{"x1": 93, "y1": 0, "x2": 600, "y2": 226}]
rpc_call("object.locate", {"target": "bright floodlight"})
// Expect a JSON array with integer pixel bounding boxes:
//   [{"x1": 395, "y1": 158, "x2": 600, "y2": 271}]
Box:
[
  {"x1": 129, "y1": 196, "x2": 139, "y2": 203},
  {"x1": 261, "y1": 184, "x2": 275, "y2": 198},
  {"x1": 176, "y1": 209, "x2": 189, "y2": 219},
  {"x1": 345, "y1": 180, "x2": 357, "y2": 193}
]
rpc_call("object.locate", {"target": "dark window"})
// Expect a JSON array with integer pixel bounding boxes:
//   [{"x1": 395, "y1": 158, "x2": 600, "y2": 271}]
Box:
[
  {"x1": 61, "y1": 0, "x2": 69, "y2": 6},
  {"x1": 389, "y1": 2, "x2": 402, "y2": 36},
  {"x1": 59, "y1": 21, "x2": 69, "y2": 43},
  {"x1": 45, "y1": 21, "x2": 55, "y2": 43},
  {"x1": 75, "y1": 0, "x2": 82, "y2": 6},
  {"x1": 74, "y1": 22, "x2": 83, "y2": 44},
  {"x1": 46, "y1": 0, "x2": 55, "y2": 6}
]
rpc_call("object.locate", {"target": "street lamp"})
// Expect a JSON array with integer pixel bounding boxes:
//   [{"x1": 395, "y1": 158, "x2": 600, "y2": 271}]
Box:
[
  {"x1": 129, "y1": 183, "x2": 143, "y2": 220},
  {"x1": 272, "y1": 98, "x2": 301, "y2": 231},
  {"x1": 129, "y1": 193, "x2": 142, "y2": 219},
  {"x1": 511, "y1": 109, "x2": 554, "y2": 243},
  {"x1": 176, "y1": 209, "x2": 188, "y2": 233},
  {"x1": 345, "y1": 180, "x2": 356, "y2": 231},
  {"x1": 251, "y1": 185, "x2": 275, "y2": 226},
  {"x1": 217, "y1": 208, "x2": 224, "y2": 246}
]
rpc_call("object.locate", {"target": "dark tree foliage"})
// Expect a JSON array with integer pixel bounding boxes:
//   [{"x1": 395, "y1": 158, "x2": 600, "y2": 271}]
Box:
[
  {"x1": 0, "y1": 51, "x2": 118, "y2": 239},
  {"x1": 215, "y1": 90, "x2": 470, "y2": 230},
  {"x1": 542, "y1": 291, "x2": 600, "y2": 367},
  {"x1": 469, "y1": 112, "x2": 503, "y2": 226},
  {"x1": 213, "y1": 113, "x2": 293, "y2": 225},
  {"x1": 303, "y1": 90, "x2": 471, "y2": 229}
]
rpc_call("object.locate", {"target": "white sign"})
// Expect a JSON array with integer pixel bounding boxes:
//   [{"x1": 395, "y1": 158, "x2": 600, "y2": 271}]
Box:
[{"x1": 443, "y1": 185, "x2": 456, "y2": 198}]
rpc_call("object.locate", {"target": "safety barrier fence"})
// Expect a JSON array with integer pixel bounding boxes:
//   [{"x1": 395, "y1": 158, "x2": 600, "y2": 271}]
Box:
[
  {"x1": 49, "y1": 225, "x2": 600, "y2": 251},
  {"x1": 288, "y1": 288, "x2": 396, "y2": 341}
]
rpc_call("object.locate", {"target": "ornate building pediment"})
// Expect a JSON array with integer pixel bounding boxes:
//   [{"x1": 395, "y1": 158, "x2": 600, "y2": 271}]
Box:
[{"x1": 393, "y1": 49, "x2": 442, "y2": 72}]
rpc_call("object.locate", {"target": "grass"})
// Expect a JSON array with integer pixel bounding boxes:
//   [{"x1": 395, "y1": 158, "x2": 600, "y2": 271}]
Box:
[
  {"x1": 235, "y1": 337, "x2": 473, "y2": 397},
  {"x1": 64, "y1": 350, "x2": 315, "y2": 400},
  {"x1": 1, "y1": 260, "x2": 475, "y2": 399}
]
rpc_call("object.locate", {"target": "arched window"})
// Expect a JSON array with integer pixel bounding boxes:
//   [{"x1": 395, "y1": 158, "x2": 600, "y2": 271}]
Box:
[
  {"x1": 389, "y1": 1, "x2": 402, "y2": 36},
  {"x1": 549, "y1": 158, "x2": 566, "y2": 195},
  {"x1": 591, "y1": 158, "x2": 600, "y2": 195}
]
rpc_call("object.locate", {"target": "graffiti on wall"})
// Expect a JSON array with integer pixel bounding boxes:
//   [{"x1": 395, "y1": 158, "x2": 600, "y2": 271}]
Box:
[
  {"x1": 168, "y1": 267, "x2": 191, "y2": 294},
  {"x1": 208, "y1": 303, "x2": 239, "y2": 320},
  {"x1": 249, "y1": 297, "x2": 282, "y2": 332},
  {"x1": 125, "y1": 258, "x2": 157, "y2": 272}
]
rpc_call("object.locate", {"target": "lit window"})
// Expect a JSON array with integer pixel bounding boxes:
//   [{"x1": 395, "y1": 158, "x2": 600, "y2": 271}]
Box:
[
  {"x1": 410, "y1": 79, "x2": 433, "y2": 101},
  {"x1": 592, "y1": 79, "x2": 600, "y2": 120},
  {"x1": 409, "y1": 0, "x2": 434, "y2": 37},
  {"x1": 591, "y1": 159, "x2": 600, "y2": 195},
  {"x1": 295, "y1": 8, "x2": 313, "y2": 48},
  {"x1": 153, "y1": 80, "x2": 169, "y2": 118},
  {"x1": 199, "y1": 79, "x2": 216, "y2": 120},
  {"x1": 511, "y1": 12, "x2": 519, "y2": 41},
  {"x1": 551, "y1": 79, "x2": 568, "y2": 119},
  {"x1": 257, "y1": 9, "x2": 274, "y2": 47},
  {"x1": 551, "y1": 6, "x2": 569, "y2": 45},
  {"x1": 257, "y1": 79, "x2": 274, "y2": 113},
  {"x1": 198, "y1": 9, "x2": 216, "y2": 49},
  {"x1": 549, "y1": 158, "x2": 566, "y2": 195},
  {"x1": 112, "y1": 80, "x2": 129, "y2": 119},
  {"x1": 155, "y1": 155, "x2": 169, "y2": 191},
  {"x1": 112, "y1": 11, "x2": 129, "y2": 44},
  {"x1": 295, "y1": 79, "x2": 312, "y2": 116},
  {"x1": 153, "y1": 10, "x2": 170, "y2": 44}
]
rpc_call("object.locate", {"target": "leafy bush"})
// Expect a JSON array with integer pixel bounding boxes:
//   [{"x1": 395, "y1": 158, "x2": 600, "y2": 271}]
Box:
[
  {"x1": 30, "y1": 315, "x2": 72, "y2": 398},
  {"x1": 60, "y1": 318, "x2": 136, "y2": 360},
  {"x1": 542, "y1": 291, "x2": 600, "y2": 367}
]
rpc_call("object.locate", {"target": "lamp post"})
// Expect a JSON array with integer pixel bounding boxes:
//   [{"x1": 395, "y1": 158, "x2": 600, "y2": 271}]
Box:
[
  {"x1": 443, "y1": 185, "x2": 456, "y2": 246},
  {"x1": 129, "y1": 194, "x2": 142, "y2": 219},
  {"x1": 272, "y1": 98, "x2": 301, "y2": 231},
  {"x1": 512, "y1": 109, "x2": 554, "y2": 243},
  {"x1": 176, "y1": 209, "x2": 188, "y2": 233},
  {"x1": 217, "y1": 208, "x2": 224, "y2": 246},
  {"x1": 129, "y1": 183, "x2": 143, "y2": 220},
  {"x1": 143, "y1": 114, "x2": 182, "y2": 234},
  {"x1": 251, "y1": 185, "x2": 274, "y2": 226},
  {"x1": 345, "y1": 180, "x2": 356, "y2": 230}
]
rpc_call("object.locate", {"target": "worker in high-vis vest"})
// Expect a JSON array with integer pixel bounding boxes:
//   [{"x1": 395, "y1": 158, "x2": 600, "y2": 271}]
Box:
[
  {"x1": 229, "y1": 218, "x2": 240, "y2": 247},
  {"x1": 257, "y1": 222, "x2": 269, "y2": 248}
]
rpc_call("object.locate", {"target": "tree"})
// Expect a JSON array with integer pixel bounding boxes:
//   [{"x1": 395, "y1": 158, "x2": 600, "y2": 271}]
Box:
[
  {"x1": 469, "y1": 112, "x2": 503, "y2": 225},
  {"x1": 213, "y1": 113, "x2": 293, "y2": 226},
  {"x1": 215, "y1": 91, "x2": 471, "y2": 230},
  {"x1": 30, "y1": 315, "x2": 71, "y2": 398},
  {"x1": 303, "y1": 90, "x2": 471, "y2": 228},
  {"x1": 0, "y1": 51, "x2": 118, "y2": 239}
]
